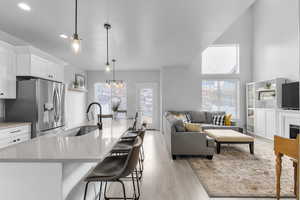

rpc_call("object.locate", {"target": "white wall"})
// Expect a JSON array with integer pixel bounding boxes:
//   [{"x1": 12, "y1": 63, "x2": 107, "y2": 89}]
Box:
[
  {"x1": 87, "y1": 70, "x2": 160, "y2": 126},
  {"x1": 253, "y1": 0, "x2": 299, "y2": 82},
  {"x1": 161, "y1": 8, "x2": 253, "y2": 127},
  {"x1": 64, "y1": 66, "x2": 87, "y2": 129}
]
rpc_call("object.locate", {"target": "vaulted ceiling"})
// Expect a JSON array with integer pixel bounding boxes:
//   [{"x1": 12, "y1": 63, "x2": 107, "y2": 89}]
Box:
[{"x1": 0, "y1": 0, "x2": 255, "y2": 70}]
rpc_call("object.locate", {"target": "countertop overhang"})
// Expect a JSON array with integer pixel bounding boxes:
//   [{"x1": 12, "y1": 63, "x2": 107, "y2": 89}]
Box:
[{"x1": 0, "y1": 119, "x2": 131, "y2": 162}]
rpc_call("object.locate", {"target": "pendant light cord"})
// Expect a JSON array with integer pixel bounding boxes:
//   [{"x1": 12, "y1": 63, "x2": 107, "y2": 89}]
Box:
[
  {"x1": 75, "y1": 0, "x2": 78, "y2": 35},
  {"x1": 113, "y1": 60, "x2": 115, "y2": 81},
  {"x1": 106, "y1": 26, "x2": 109, "y2": 64}
]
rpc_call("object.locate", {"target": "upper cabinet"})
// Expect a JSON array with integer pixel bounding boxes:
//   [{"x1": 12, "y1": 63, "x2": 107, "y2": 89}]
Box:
[
  {"x1": 0, "y1": 41, "x2": 16, "y2": 99},
  {"x1": 15, "y1": 46, "x2": 66, "y2": 82}
]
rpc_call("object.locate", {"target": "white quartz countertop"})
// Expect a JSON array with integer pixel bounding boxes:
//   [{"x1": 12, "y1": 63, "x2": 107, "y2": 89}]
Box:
[
  {"x1": 0, "y1": 119, "x2": 131, "y2": 162},
  {"x1": 0, "y1": 122, "x2": 31, "y2": 130}
]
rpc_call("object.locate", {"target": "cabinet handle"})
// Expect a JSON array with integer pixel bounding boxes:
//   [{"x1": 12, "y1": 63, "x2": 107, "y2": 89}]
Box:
[
  {"x1": 16, "y1": 138, "x2": 20, "y2": 142},
  {"x1": 0, "y1": 93, "x2": 4, "y2": 96},
  {"x1": 10, "y1": 130, "x2": 21, "y2": 134}
]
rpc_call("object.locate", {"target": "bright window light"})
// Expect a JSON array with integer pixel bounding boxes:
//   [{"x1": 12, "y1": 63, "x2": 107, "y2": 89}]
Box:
[
  {"x1": 202, "y1": 80, "x2": 240, "y2": 119},
  {"x1": 202, "y1": 44, "x2": 239, "y2": 74}
]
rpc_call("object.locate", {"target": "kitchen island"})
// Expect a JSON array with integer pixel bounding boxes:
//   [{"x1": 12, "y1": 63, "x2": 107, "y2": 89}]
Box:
[{"x1": 0, "y1": 119, "x2": 131, "y2": 200}]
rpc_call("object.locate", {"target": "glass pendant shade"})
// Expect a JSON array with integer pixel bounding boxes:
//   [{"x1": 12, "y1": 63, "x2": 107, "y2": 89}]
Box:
[
  {"x1": 71, "y1": 34, "x2": 81, "y2": 54},
  {"x1": 105, "y1": 62, "x2": 111, "y2": 72}
]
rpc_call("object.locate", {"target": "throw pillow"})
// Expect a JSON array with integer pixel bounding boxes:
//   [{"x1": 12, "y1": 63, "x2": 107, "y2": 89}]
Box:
[
  {"x1": 224, "y1": 114, "x2": 232, "y2": 126},
  {"x1": 212, "y1": 115, "x2": 225, "y2": 126},
  {"x1": 173, "y1": 113, "x2": 188, "y2": 122},
  {"x1": 184, "y1": 123, "x2": 202, "y2": 132},
  {"x1": 185, "y1": 113, "x2": 192, "y2": 123},
  {"x1": 174, "y1": 120, "x2": 186, "y2": 132}
]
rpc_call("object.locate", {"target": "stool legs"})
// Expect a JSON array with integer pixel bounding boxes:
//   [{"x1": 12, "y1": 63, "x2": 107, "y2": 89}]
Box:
[
  {"x1": 276, "y1": 153, "x2": 283, "y2": 200},
  {"x1": 99, "y1": 182, "x2": 103, "y2": 200},
  {"x1": 83, "y1": 182, "x2": 90, "y2": 200},
  {"x1": 293, "y1": 161, "x2": 299, "y2": 199}
]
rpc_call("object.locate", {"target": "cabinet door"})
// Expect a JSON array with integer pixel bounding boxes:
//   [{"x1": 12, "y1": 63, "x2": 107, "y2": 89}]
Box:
[
  {"x1": 265, "y1": 110, "x2": 276, "y2": 139},
  {"x1": 31, "y1": 55, "x2": 49, "y2": 79},
  {"x1": 0, "y1": 46, "x2": 16, "y2": 99},
  {"x1": 254, "y1": 109, "x2": 266, "y2": 137}
]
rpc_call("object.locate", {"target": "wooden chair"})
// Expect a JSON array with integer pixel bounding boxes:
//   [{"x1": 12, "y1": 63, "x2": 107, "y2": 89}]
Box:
[{"x1": 274, "y1": 135, "x2": 299, "y2": 200}]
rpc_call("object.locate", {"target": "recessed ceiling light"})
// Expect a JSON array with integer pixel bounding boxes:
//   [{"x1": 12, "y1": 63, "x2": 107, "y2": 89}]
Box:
[
  {"x1": 18, "y1": 2, "x2": 31, "y2": 11},
  {"x1": 59, "y1": 34, "x2": 68, "y2": 39}
]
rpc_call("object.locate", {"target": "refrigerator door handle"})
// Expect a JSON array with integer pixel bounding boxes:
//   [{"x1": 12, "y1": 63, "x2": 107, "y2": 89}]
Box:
[{"x1": 53, "y1": 87, "x2": 59, "y2": 122}]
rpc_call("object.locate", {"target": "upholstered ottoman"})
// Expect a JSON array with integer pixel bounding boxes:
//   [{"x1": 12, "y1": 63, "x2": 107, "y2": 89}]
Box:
[{"x1": 204, "y1": 129, "x2": 254, "y2": 154}]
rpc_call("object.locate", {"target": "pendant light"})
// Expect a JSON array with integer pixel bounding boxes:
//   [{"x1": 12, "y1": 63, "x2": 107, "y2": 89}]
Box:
[
  {"x1": 71, "y1": 0, "x2": 81, "y2": 54},
  {"x1": 104, "y1": 23, "x2": 111, "y2": 72},
  {"x1": 106, "y1": 59, "x2": 124, "y2": 88}
]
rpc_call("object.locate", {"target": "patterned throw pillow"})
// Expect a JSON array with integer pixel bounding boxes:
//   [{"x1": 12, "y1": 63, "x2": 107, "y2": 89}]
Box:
[
  {"x1": 212, "y1": 115, "x2": 225, "y2": 126},
  {"x1": 185, "y1": 113, "x2": 192, "y2": 123}
]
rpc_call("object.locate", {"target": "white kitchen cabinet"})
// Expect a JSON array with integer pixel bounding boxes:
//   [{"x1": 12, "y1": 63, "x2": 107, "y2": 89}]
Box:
[
  {"x1": 254, "y1": 109, "x2": 276, "y2": 139},
  {"x1": 265, "y1": 109, "x2": 276, "y2": 139},
  {"x1": 0, "y1": 125, "x2": 31, "y2": 149},
  {"x1": 16, "y1": 46, "x2": 65, "y2": 82},
  {"x1": 0, "y1": 41, "x2": 16, "y2": 99},
  {"x1": 254, "y1": 109, "x2": 266, "y2": 137}
]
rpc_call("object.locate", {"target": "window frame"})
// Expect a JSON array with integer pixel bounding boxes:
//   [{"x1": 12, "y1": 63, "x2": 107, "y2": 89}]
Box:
[
  {"x1": 201, "y1": 44, "x2": 240, "y2": 75},
  {"x1": 201, "y1": 78, "x2": 240, "y2": 120},
  {"x1": 94, "y1": 82, "x2": 127, "y2": 115}
]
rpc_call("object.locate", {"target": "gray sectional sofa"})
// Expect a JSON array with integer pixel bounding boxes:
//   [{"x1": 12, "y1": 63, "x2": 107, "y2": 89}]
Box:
[{"x1": 163, "y1": 111, "x2": 241, "y2": 160}]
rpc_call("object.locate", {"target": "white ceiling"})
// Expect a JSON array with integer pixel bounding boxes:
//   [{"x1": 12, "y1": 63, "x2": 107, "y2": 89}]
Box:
[{"x1": 0, "y1": 0, "x2": 255, "y2": 70}]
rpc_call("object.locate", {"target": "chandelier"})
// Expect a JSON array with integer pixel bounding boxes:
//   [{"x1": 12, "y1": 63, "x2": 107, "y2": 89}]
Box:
[{"x1": 106, "y1": 59, "x2": 124, "y2": 88}]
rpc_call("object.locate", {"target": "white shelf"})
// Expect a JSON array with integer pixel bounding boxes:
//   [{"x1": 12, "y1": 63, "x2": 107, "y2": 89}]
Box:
[
  {"x1": 256, "y1": 88, "x2": 276, "y2": 92},
  {"x1": 68, "y1": 88, "x2": 88, "y2": 93}
]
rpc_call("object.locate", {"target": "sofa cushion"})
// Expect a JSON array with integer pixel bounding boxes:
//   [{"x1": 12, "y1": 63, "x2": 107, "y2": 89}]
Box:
[
  {"x1": 174, "y1": 120, "x2": 186, "y2": 132},
  {"x1": 206, "y1": 111, "x2": 226, "y2": 124},
  {"x1": 188, "y1": 111, "x2": 207, "y2": 123},
  {"x1": 184, "y1": 122, "x2": 202, "y2": 132}
]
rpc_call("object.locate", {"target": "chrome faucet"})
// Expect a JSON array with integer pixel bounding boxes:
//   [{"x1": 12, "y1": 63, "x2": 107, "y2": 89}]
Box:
[{"x1": 86, "y1": 102, "x2": 103, "y2": 130}]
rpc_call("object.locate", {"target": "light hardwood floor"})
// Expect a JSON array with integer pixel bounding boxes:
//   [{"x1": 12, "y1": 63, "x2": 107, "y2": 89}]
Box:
[{"x1": 105, "y1": 131, "x2": 294, "y2": 200}]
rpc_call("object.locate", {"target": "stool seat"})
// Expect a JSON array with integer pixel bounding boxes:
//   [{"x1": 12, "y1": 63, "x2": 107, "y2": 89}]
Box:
[
  {"x1": 121, "y1": 132, "x2": 138, "y2": 140},
  {"x1": 85, "y1": 155, "x2": 128, "y2": 182},
  {"x1": 111, "y1": 140, "x2": 134, "y2": 153}
]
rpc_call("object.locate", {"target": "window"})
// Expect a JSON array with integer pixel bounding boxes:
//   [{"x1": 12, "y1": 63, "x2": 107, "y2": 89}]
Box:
[
  {"x1": 94, "y1": 83, "x2": 127, "y2": 115},
  {"x1": 202, "y1": 44, "x2": 239, "y2": 74},
  {"x1": 202, "y1": 80, "x2": 239, "y2": 119}
]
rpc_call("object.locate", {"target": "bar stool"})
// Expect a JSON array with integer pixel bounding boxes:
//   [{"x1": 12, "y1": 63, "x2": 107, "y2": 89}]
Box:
[
  {"x1": 111, "y1": 130, "x2": 146, "y2": 179},
  {"x1": 83, "y1": 137, "x2": 142, "y2": 200}
]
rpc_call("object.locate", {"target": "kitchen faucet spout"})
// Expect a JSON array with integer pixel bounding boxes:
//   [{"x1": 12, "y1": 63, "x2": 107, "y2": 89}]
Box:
[{"x1": 86, "y1": 102, "x2": 102, "y2": 130}]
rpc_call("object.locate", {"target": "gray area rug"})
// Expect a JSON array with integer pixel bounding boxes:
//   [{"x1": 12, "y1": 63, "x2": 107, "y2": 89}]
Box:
[{"x1": 187, "y1": 138, "x2": 295, "y2": 198}]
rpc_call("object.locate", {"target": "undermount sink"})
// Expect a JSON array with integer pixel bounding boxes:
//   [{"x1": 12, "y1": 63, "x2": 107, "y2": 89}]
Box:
[{"x1": 66, "y1": 125, "x2": 99, "y2": 137}]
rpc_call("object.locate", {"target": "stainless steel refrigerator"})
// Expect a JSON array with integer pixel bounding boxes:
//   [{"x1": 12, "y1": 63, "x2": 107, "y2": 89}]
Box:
[{"x1": 5, "y1": 78, "x2": 65, "y2": 138}]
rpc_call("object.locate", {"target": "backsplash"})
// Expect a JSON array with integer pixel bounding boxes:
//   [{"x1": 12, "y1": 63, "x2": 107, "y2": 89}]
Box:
[{"x1": 0, "y1": 100, "x2": 4, "y2": 121}]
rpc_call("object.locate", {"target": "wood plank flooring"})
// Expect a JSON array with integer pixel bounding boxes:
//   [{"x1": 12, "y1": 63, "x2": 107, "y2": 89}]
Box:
[{"x1": 93, "y1": 131, "x2": 295, "y2": 200}]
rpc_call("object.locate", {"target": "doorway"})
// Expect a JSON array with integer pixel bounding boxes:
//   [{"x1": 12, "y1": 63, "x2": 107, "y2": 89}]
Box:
[{"x1": 136, "y1": 83, "x2": 159, "y2": 130}]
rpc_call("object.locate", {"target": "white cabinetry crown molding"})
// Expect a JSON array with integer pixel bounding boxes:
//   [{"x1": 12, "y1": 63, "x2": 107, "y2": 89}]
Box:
[
  {"x1": 15, "y1": 46, "x2": 67, "y2": 82},
  {"x1": 15, "y1": 46, "x2": 67, "y2": 66}
]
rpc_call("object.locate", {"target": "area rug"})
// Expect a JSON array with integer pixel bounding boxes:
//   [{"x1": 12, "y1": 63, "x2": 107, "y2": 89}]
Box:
[{"x1": 187, "y1": 138, "x2": 295, "y2": 198}]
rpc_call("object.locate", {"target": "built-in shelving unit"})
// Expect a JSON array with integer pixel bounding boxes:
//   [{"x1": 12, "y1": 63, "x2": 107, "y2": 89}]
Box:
[
  {"x1": 68, "y1": 88, "x2": 88, "y2": 93},
  {"x1": 246, "y1": 78, "x2": 288, "y2": 138}
]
